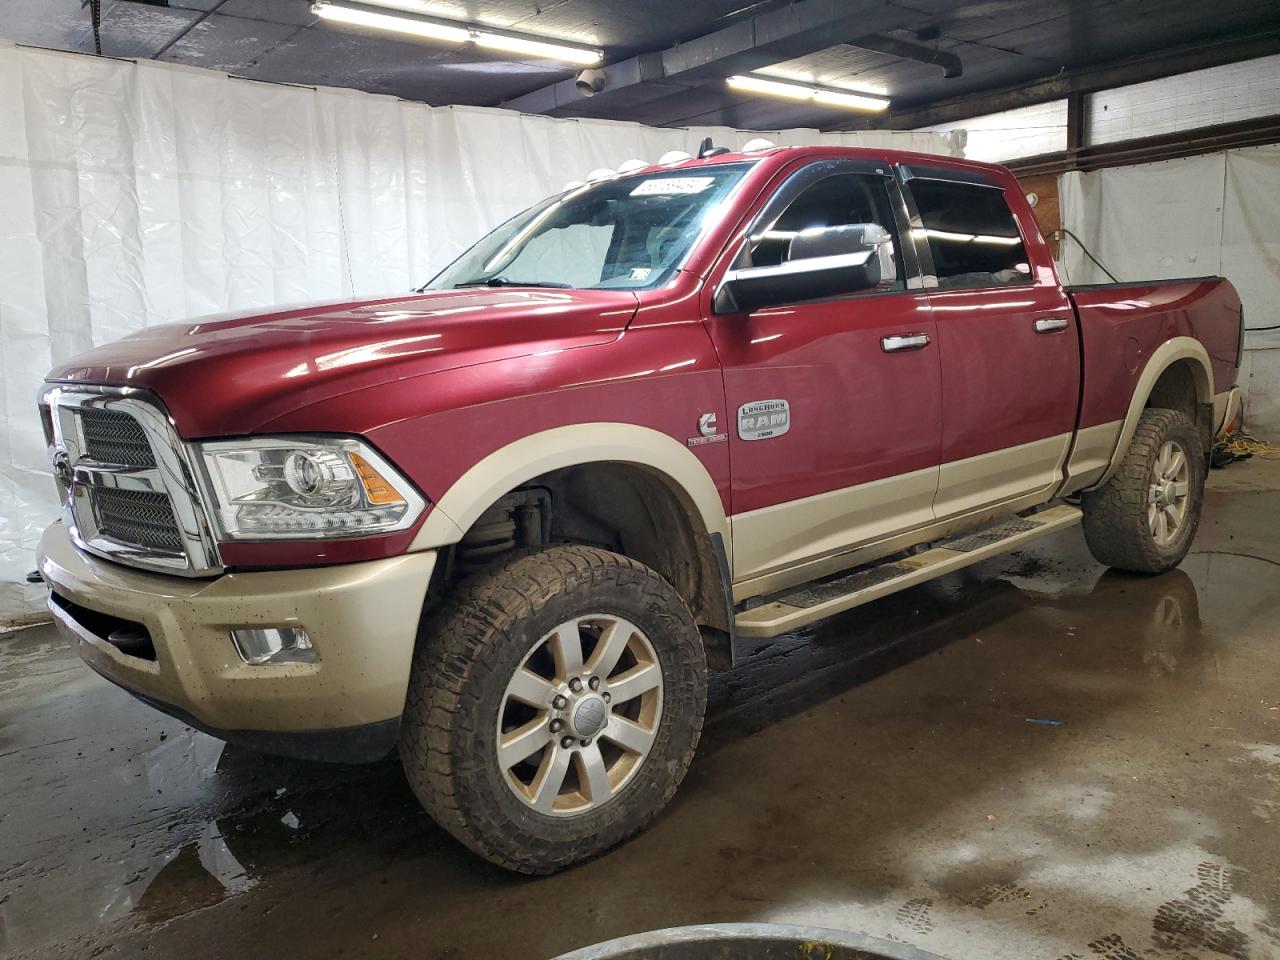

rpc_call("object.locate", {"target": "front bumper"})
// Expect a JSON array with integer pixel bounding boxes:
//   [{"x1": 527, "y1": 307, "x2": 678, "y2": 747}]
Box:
[{"x1": 38, "y1": 522, "x2": 435, "y2": 762}]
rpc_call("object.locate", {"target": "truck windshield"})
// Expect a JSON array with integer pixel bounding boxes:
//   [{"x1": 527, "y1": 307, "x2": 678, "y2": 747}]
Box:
[{"x1": 427, "y1": 163, "x2": 752, "y2": 291}]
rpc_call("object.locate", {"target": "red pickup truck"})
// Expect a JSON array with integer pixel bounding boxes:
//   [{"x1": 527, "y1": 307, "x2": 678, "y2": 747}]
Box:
[{"x1": 37, "y1": 145, "x2": 1243, "y2": 874}]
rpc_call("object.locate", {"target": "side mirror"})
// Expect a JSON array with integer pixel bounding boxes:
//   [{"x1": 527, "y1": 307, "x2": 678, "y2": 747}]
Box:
[{"x1": 714, "y1": 223, "x2": 897, "y2": 314}]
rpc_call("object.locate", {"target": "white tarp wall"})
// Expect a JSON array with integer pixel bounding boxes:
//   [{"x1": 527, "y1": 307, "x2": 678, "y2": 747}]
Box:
[
  {"x1": 0, "y1": 41, "x2": 959, "y2": 625},
  {"x1": 1059, "y1": 146, "x2": 1280, "y2": 443}
]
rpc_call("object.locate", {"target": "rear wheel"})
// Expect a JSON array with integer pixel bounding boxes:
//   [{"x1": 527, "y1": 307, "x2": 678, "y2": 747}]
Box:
[
  {"x1": 399, "y1": 544, "x2": 706, "y2": 874},
  {"x1": 1082, "y1": 408, "x2": 1205, "y2": 574}
]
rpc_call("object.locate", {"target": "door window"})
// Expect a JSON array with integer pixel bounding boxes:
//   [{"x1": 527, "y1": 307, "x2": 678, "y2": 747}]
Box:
[
  {"x1": 909, "y1": 179, "x2": 1031, "y2": 290},
  {"x1": 747, "y1": 172, "x2": 906, "y2": 294}
]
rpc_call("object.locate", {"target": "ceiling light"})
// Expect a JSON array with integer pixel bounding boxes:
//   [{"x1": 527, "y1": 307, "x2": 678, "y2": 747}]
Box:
[
  {"x1": 727, "y1": 75, "x2": 814, "y2": 101},
  {"x1": 726, "y1": 74, "x2": 890, "y2": 112},
  {"x1": 474, "y1": 31, "x2": 600, "y2": 65},
  {"x1": 311, "y1": 1, "x2": 602, "y2": 65},
  {"x1": 313, "y1": 2, "x2": 469, "y2": 42},
  {"x1": 813, "y1": 89, "x2": 892, "y2": 111}
]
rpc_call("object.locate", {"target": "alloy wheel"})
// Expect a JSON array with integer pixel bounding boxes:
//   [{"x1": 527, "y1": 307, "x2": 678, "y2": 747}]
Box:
[
  {"x1": 496, "y1": 614, "x2": 663, "y2": 816},
  {"x1": 1148, "y1": 439, "x2": 1190, "y2": 547}
]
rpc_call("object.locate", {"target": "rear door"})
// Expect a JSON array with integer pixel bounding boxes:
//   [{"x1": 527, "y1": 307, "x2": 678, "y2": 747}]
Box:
[
  {"x1": 704, "y1": 158, "x2": 941, "y2": 585},
  {"x1": 900, "y1": 166, "x2": 1079, "y2": 519}
]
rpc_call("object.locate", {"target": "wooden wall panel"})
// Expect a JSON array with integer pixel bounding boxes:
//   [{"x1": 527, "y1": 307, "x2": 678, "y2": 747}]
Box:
[{"x1": 1015, "y1": 172, "x2": 1061, "y2": 257}]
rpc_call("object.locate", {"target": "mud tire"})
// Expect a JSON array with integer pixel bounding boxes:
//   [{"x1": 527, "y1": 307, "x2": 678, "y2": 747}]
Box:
[
  {"x1": 399, "y1": 544, "x2": 706, "y2": 874},
  {"x1": 1082, "y1": 408, "x2": 1205, "y2": 574}
]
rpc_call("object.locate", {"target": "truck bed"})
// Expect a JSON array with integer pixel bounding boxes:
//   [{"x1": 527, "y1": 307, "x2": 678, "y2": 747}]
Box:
[{"x1": 1067, "y1": 276, "x2": 1241, "y2": 435}]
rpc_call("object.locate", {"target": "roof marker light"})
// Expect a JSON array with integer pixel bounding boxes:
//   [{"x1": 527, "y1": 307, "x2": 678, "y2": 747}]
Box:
[
  {"x1": 742, "y1": 138, "x2": 777, "y2": 152},
  {"x1": 616, "y1": 158, "x2": 649, "y2": 174},
  {"x1": 658, "y1": 150, "x2": 692, "y2": 166},
  {"x1": 585, "y1": 168, "x2": 616, "y2": 182}
]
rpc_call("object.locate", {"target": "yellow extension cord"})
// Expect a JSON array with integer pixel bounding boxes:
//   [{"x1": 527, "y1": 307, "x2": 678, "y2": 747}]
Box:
[{"x1": 1220, "y1": 431, "x2": 1280, "y2": 460}]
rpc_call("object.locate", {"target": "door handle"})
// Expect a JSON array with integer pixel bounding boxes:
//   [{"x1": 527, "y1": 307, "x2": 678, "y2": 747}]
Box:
[
  {"x1": 1034, "y1": 317, "x2": 1069, "y2": 333},
  {"x1": 881, "y1": 333, "x2": 931, "y2": 353}
]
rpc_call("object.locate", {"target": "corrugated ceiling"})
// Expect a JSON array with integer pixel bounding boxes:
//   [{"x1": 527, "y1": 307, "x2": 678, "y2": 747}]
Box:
[{"x1": 1, "y1": 0, "x2": 1277, "y2": 130}]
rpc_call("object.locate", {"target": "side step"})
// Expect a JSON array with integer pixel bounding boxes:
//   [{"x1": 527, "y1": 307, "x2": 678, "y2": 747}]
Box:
[{"x1": 734, "y1": 504, "x2": 1083, "y2": 639}]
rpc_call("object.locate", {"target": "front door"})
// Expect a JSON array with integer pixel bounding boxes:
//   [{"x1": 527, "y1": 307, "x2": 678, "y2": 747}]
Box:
[
  {"x1": 901, "y1": 170, "x2": 1080, "y2": 519},
  {"x1": 704, "y1": 159, "x2": 942, "y2": 586}
]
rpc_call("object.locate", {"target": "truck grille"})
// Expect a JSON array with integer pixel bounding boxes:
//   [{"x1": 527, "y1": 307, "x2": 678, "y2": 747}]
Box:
[
  {"x1": 92, "y1": 487, "x2": 184, "y2": 552},
  {"x1": 41, "y1": 386, "x2": 222, "y2": 576},
  {"x1": 80, "y1": 407, "x2": 157, "y2": 467}
]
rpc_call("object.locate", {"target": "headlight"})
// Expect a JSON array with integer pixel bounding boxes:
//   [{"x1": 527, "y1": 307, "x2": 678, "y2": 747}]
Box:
[{"x1": 194, "y1": 436, "x2": 426, "y2": 540}]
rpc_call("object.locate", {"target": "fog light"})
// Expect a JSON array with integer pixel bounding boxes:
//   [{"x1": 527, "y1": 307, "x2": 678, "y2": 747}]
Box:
[{"x1": 231, "y1": 627, "x2": 316, "y2": 665}]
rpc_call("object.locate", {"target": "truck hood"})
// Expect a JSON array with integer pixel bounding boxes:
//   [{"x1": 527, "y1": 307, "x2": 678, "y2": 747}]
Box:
[{"x1": 47, "y1": 288, "x2": 639, "y2": 437}]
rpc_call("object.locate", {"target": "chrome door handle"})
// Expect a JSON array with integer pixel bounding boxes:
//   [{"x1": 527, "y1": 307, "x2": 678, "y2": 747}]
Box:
[
  {"x1": 1034, "y1": 317, "x2": 1069, "y2": 333},
  {"x1": 881, "y1": 333, "x2": 931, "y2": 353}
]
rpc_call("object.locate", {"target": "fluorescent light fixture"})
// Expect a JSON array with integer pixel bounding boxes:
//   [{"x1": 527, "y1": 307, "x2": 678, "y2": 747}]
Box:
[
  {"x1": 474, "y1": 30, "x2": 601, "y2": 65},
  {"x1": 311, "y1": 2, "x2": 602, "y2": 65},
  {"x1": 727, "y1": 75, "x2": 815, "y2": 101},
  {"x1": 727, "y1": 74, "x2": 890, "y2": 112},
  {"x1": 813, "y1": 89, "x2": 893, "y2": 111},
  {"x1": 313, "y1": 2, "x2": 469, "y2": 42},
  {"x1": 922, "y1": 228, "x2": 1022, "y2": 245}
]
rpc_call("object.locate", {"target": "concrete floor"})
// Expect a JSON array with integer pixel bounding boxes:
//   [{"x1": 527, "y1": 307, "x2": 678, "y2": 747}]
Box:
[{"x1": 3, "y1": 459, "x2": 1279, "y2": 960}]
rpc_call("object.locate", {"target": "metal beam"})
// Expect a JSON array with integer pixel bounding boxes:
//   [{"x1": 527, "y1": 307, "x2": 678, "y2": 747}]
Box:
[
  {"x1": 1065, "y1": 91, "x2": 1086, "y2": 152},
  {"x1": 850, "y1": 34, "x2": 962, "y2": 78},
  {"x1": 1006, "y1": 113, "x2": 1280, "y2": 178},
  {"x1": 832, "y1": 26, "x2": 1280, "y2": 131},
  {"x1": 501, "y1": 0, "x2": 925, "y2": 117}
]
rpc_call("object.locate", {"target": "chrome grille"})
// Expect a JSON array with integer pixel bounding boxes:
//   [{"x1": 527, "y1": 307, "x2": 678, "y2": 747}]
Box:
[
  {"x1": 41, "y1": 385, "x2": 223, "y2": 577},
  {"x1": 80, "y1": 407, "x2": 156, "y2": 467},
  {"x1": 92, "y1": 487, "x2": 184, "y2": 551}
]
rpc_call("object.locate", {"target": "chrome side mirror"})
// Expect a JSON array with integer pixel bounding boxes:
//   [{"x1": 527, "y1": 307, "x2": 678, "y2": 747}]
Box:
[{"x1": 714, "y1": 223, "x2": 896, "y2": 314}]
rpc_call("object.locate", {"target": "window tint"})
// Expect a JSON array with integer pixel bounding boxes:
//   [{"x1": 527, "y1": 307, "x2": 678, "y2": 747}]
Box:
[
  {"x1": 909, "y1": 179, "x2": 1031, "y2": 290},
  {"x1": 749, "y1": 173, "x2": 905, "y2": 293}
]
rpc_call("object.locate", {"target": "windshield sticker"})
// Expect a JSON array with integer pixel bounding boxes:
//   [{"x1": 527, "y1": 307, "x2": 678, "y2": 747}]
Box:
[
  {"x1": 629, "y1": 266, "x2": 653, "y2": 280},
  {"x1": 631, "y1": 177, "x2": 716, "y2": 197}
]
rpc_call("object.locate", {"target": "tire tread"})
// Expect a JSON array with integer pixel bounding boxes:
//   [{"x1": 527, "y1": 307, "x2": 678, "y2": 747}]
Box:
[
  {"x1": 399, "y1": 544, "x2": 705, "y2": 874},
  {"x1": 1082, "y1": 408, "x2": 1204, "y2": 574}
]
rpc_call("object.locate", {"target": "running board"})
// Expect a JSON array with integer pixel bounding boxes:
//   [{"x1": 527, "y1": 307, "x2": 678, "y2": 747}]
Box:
[{"x1": 734, "y1": 504, "x2": 1083, "y2": 639}]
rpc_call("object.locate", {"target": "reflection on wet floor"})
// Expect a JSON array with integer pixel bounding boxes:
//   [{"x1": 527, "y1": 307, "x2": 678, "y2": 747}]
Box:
[{"x1": 2, "y1": 480, "x2": 1279, "y2": 959}]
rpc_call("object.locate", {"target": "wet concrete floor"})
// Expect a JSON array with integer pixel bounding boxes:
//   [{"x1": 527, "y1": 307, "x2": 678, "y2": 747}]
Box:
[{"x1": 3, "y1": 462, "x2": 1279, "y2": 959}]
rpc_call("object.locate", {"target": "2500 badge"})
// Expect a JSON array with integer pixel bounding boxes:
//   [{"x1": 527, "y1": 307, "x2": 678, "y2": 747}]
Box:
[{"x1": 738, "y1": 399, "x2": 790, "y2": 441}]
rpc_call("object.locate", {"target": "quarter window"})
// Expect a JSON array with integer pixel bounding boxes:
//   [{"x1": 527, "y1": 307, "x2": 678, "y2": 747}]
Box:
[{"x1": 909, "y1": 179, "x2": 1031, "y2": 290}]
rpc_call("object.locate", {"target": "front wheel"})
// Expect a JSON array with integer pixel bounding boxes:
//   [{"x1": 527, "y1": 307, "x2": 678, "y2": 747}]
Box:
[
  {"x1": 399, "y1": 544, "x2": 706, "y2": 874},
  {"x1": 1082, "y1": 408, "x2": 1205, "y2": 574}
]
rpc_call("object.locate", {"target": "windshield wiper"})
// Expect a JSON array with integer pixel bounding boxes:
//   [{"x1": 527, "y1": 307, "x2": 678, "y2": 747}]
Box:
[{"x1": 453, "y1": 276, "x2": 573, "y2": 289}]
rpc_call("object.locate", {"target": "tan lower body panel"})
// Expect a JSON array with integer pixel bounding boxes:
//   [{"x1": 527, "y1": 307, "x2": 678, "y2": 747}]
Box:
[
  {"x1": 1060, "y1": 420, "x2": 1123, "y2": 495},
  {"x1": 731, "y1": 433, "x2": 1073, "y2": 601},
  {"x1": 735, "y1": 504, "x2": 1083, "y2": 638},
  {"x1": 933, "y1": 432, "x2": 1073, "y2": 519},
  {"x1": 38, "y1": 522, "x2": 435, "y2": 733},
  {"x1": 730, "y1": 466, "x2": 938, "y2": 586}
]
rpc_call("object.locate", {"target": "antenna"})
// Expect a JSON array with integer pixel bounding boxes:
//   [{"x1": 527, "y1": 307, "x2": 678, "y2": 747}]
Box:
[{"x1": 695, "y1": 137, "x2": 730, "y2": 159}]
